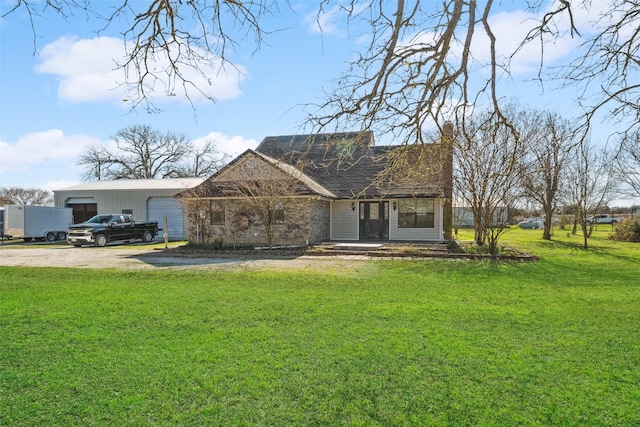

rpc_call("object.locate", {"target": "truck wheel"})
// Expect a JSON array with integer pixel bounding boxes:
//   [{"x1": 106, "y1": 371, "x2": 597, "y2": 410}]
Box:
[
  {"x1": 57, "y1": 232, "x2": 67, "y2": 241},
  {"x1": 95, "y1": 234, "x2": 108, "y2": 247},
  {"x1": 46, "y1": 232, "x2": 57, "y2": 242},
  {"x1": 142, "y1": 231, "x2": 154, "y2": 243}
]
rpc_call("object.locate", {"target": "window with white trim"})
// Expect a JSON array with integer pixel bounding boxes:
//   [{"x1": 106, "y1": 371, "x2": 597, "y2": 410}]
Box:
[{"x1": 398, "y1": 199, "x2": 434, "y2": 228}]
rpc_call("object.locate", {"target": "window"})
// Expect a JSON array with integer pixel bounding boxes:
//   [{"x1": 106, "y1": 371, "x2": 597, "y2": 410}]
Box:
[
  {"x1": 210, "y1": 200, "x2": 225, "y2": 225},
  {"x1": 270, "y1": 200, "x2": 285, "y2": 225},
  {"x1": 398, "y1": 199, "x2": 434, "y2": 228},
  {"x1": 122, "y1": 208, "x2": 133, "y2": 215}
]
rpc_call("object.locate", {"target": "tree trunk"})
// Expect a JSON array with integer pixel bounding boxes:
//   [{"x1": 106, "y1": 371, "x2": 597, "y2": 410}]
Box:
[
  {"x1": 473, "y1": 215, "x2": 485, "y2": 246},
  {"x1": 542, "y1": 210, "x2": 553, "y2": 240},
  {"x1": 581, "y1": 221, "x2": 589, "y2": 249}
]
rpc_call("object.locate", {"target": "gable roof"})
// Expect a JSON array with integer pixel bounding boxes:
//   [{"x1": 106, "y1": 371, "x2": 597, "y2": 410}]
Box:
[
  {"x1": 255, "y1": 132, "x2": 447, "y2": 199},
  {"x1": 252, "y1": 151, "x2": 336, "y2": 198},
  {"x1": 184, "y1": 131, "x2": 451, "y2": 200},
  {"x1": 182, "y1": 149, "x2": 336, "y2": 199}
]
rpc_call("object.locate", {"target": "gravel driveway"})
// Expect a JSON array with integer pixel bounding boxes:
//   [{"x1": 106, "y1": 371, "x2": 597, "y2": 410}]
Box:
[{"x1": 0, "y1": 244, "x2": 371, "y2": 272}]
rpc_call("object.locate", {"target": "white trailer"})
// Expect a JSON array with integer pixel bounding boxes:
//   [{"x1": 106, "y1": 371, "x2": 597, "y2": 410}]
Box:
[{"x1": 3, "y1": 205, "x2": 73, "y2": 242}]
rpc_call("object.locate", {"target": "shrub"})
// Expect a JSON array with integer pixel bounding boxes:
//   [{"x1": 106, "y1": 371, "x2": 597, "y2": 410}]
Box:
[
  {"x1": 211, "y1": 237, "x2": 224, "y2": 250},
  {"x1": 446, "y1": 240, "x2": 464, "y2": 253},
  {"x1": 609, "y1": 218, "x2": 640, "y2": 242},
  {"x1": 185, "y1": 237, "x2": 224, "y2": 250}
]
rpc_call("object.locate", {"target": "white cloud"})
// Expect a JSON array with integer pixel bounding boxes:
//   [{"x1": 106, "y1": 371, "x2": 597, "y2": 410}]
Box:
[
  {"x1": 42, "y1": 180, "x2": 82, "y2": 193},
  {"x1": 0, "y1": 130, "x2": 103, "y2": 192},
  {"x1": 303, "y1": 3, "x2": 368, "y2": 36},
  {"x1": 0, "y1": 129, "x2": 100, "y2": 173},
  {"x1": 36, "y1": 36, "x2": 248, "y2": 105},
  {"x1": 398, "y1": 6, "x2": 587, "y2": 78},
  {"x1": 304, "y1": 5, "x2": 342, "y2": 35},
  {"x1": 484, "y1": 9, "x2": 580, "y2": 74},
  {"x1": 473, "y1": 2, "x2": 625, "y2": 75},
  {"x1": 192, "y1": 132, "x2": 258, "y2": 159},
  {"x1": 36, "y1": 36, "x2": 129, "y2": 102},
  {"x1": 0, "y1": 129, "x2": 258, "y2": 191}
]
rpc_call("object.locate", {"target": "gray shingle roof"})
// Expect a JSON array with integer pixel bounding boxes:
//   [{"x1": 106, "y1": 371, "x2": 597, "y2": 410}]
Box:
[
  {"x1": 252, "y1": 151, "x2": 336, "y2": 198},
  {"x1": 255, "y1": 132, "x2": 445, "y2": 199},
  {"x1": 183, "y1": 131, "x2": 449, "y2": 200}
]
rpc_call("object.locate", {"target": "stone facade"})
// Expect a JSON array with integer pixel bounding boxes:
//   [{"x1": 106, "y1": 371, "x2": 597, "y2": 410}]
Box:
[
  {"x1": 186, "y1": 197, "x2": 330, "y2": 247},
  {"x1": 309, "y1": 199, "x2": 331, "y2": 243}
]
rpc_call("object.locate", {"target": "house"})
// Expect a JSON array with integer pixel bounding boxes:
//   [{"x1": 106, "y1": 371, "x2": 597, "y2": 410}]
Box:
[
  {"x1": 178, "y1": 123, "x2": 453, "y2": 246},
  {"x1": 54, "y1": 178, "x2": 204, "y2": 240}
]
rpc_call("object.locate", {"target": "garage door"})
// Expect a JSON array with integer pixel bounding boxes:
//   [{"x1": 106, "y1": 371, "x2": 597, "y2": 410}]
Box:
[
  {"x1": 146, "y1": 197, "x2": 186, "y2": 240},
  {"x1": 65, "y1": 198, "x2": 98, "y2": 223}
]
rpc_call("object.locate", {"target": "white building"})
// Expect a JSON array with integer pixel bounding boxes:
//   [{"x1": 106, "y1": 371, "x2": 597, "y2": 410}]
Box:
[
  {"x1": 54, "y1": 178, "x2": 203, "y2": 240},
  {"x1": 453, "y1": 206, "x2": 509, "y2": 227}
]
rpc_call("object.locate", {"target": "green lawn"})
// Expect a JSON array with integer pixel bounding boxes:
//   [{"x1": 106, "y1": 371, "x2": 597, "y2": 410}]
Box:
[{"x1": 1, "y1": 229, "x2": 639, "y2": 425}]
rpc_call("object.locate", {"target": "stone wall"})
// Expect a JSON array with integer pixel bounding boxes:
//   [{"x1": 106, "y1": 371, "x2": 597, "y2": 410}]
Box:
[
  {"x1": 309, "y1": 199, "x2": 331, "y2": 243},
  {"x1": 186, "y1": 197, "x2": 331, "y2": 247}
]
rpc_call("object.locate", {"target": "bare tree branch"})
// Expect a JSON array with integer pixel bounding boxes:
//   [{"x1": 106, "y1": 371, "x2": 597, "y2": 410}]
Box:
[
  {"x1": 0, "y1": 187, "x2": 53, "y2": 205},
  {"x1": 517, "y1": 109, "x2": 578, "y2": 240},
  {"x1": 561, "y1": 139, "x2": 619, "y2": 248},
  {"x1": 616, "y1": 130, "x2": 640, "y2": 197},
  {"x1": 453, "y1": 105, "x2": 524, "y2": 252},
  {"x1": 78, "y1": 124, "x2": 227, "y2": 180},
  {"x1": 5, "y1": 0, "x2": 279, "y2": 111}
]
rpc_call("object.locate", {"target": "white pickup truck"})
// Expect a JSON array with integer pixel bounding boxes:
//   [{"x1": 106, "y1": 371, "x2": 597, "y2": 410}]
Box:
[{"x1": 587, "y1": 214, "x2": 622, "y2": 225}]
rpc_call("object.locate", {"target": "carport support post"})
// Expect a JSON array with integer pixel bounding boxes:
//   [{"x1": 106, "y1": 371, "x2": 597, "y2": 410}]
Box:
[{"x1": 164, "y1": 216, "x2": 168, "y2": 249}]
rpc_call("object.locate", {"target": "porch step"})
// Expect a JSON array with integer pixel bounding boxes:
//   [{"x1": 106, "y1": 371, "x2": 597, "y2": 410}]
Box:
[
  {"x1": 305, "y1": 242, "x2": 452, "y2": 257},
  {"x1": 331, "y1": 243, "x2": 383, "y2": 252}
]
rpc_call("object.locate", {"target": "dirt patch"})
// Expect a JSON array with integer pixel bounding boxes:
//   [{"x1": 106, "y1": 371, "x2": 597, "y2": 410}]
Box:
[
  {"x1": 0, "y1": 245, "x2": 372, "y2": 272},
  {"x1": 0, "y1": 241, "x2": 537, "y2": 271}
]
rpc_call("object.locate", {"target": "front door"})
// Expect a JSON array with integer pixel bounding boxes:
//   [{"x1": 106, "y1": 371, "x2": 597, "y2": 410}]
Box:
[{"x1": 359, "y1": 201, "x2": 389, "y2": 240}]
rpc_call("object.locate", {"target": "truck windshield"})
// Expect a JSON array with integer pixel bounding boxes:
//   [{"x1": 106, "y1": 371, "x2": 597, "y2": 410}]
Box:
[{"x1": 86, "y1": 215, "x2": 113, "y2": 224}]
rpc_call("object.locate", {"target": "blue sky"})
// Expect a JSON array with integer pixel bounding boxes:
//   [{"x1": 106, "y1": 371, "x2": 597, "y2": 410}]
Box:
[{"x1": 1, "y1": 1, "x2": 636, "y2": 205}]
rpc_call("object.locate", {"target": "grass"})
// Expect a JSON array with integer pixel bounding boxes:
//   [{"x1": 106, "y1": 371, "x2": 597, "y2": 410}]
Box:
[{"x1": 1, "y1": 228, "x2": 639, "y2": 425}]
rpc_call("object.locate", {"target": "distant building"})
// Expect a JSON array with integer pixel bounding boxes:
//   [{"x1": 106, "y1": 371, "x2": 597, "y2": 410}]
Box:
[{"x1": 453, "y1": 206, "x2": 509, "y2": 227}]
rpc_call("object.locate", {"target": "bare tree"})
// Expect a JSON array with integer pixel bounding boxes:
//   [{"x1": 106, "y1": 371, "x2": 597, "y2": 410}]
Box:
[
  {"x1": 3, "y1": 0, "x2": 279, "y2": 111},
  {"x1": 562, "y1": 140, "x2": 618, "y2": 249},
  {"x1": 187, "y1": 140, "x2": 230, "y2": 178},
  {"x1": 223, "y1": 155, "x2": 307, "y2": 250},
  {"x1": 175, "y1": 189, "x2": 217, "y2": 246},
  {"x1": 518, "y1": 110, "x2": 577, "y2": 240},
  {"x1": 228, "y1": 180, "x2": 297, "y2": 250},
  {"x1": 454, "y1": 107, "x2": 522, "y2": 254},
  {"x1": 305, "y1": 0, "x2": 639, "y2": 164},
  {"x1": 179, "y1": 153, "x2": 307, "y2": 249},
  {"x1": 6, "y1": 1, "x2": 637, "y2": 137},
  {"x1": 0, "y1": 187, "x2": 53, "y2": 205},
  {"x1": 616, "y1": 131, "x2": 640, "y2": 199},
  {"x1": 559, "y1": 0, "x2": 640, "y2": 141},
  {"x1": 79, "y1": 124, "x2": 227, "y2": 180}
]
